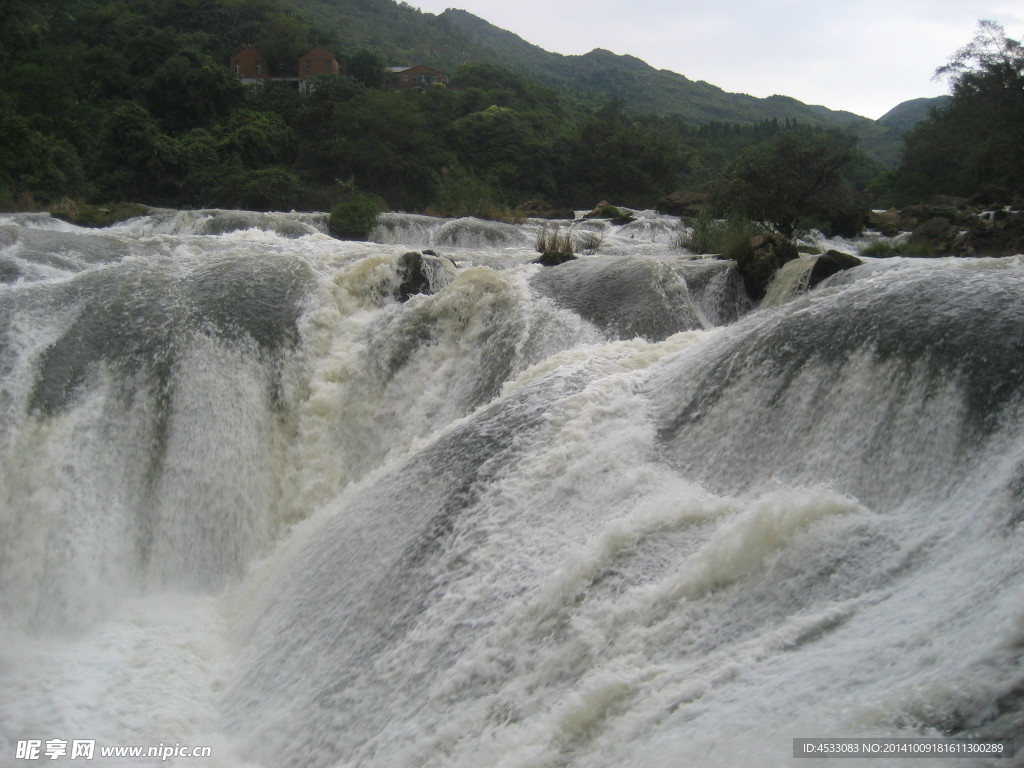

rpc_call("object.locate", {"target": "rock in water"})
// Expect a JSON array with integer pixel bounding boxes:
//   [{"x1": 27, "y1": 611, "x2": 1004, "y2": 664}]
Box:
[
  {"x1": 809, "y1": 250, "x2": 862, "y2": 288},
  {"x1": 533, "y1": 251, "x2": 577, "y2": 267},
  {"x1": 731, "y1": 233, "x2": 799, "y2": 301},
  {"x1": 396, "y1": 251, "x2": 457, "y2": 301},
  {"x1": 655, "y1": 190, "x2": 707, "y2": 218}
]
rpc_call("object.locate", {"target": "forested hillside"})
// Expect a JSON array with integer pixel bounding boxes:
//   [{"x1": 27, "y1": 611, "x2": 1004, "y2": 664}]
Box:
[
  {"x1": 876, "y1": 96, "x2": 952, "y2": 134},
  {"x1": 0, "y1": 0, "x2": 882, "y2": 214},
  {"x1": 275, "y1": 1, "x2": 907, "y2": 163},
  {"x1": 2, "y1": 0, "x2": 1015, "y2": 224}
]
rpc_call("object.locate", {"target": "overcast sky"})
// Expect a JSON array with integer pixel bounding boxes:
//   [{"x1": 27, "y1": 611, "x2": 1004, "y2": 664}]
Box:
[{"x1": 411, "y1": 0, "x2": 1023, "y2": 119}]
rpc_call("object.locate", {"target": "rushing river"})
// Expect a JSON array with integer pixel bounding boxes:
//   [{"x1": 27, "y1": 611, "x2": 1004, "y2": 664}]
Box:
[{"x1": 0, "y1": 208, "x2": 1021, "y2": 767}]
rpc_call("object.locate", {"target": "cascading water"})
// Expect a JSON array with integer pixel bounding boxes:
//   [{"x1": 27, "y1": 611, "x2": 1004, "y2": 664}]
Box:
[{"x1": 0, "y1": 208, "x2": 1021, "y2": 767}]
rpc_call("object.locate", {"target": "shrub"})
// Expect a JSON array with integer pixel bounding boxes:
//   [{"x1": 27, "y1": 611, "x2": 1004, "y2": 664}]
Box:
[
  {"x1": 859, "y1": 239, "x2": 900, "y2": 257},
  {"x1": 425, "y1": 167, "x2": 524, "y2": 223},
  {"x1": 534, "y1": 226, "x2": 576, "y2": 265},
  {"x1": 592, "y1": 203, "x2": 625, "y2": 219},
  {"x1": 575, "y1": 230, "x2": 604, "y2": 255},
  {"x1": 50, "y1": 200, "x2": 149, "y2": 227},
  {"x1": 680, "y1": 207, "x2": 765, "y2": 260},
  {"x1": 329, "y1": 193, "x2": 381, "y2": 240}
]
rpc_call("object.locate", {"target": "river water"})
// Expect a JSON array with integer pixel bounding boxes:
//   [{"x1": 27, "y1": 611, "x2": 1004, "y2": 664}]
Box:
[{"x1": 0, "y1": 208, "x2": 1021, "y2": 767}]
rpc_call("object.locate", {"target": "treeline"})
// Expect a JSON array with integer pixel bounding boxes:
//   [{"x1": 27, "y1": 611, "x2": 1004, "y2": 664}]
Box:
[
  {"x1": 2, "y1": 0, "x2": 1017, "y2": 223},
  {"x1": 0, "y1": 0, "x2": 688, "y2": 214},
  {"x1": 880, "y1": 21, "x2": 1024, "y2": 206},
  {"x1": 0, "y1": 0, "x2": 880, "y2": 216}
]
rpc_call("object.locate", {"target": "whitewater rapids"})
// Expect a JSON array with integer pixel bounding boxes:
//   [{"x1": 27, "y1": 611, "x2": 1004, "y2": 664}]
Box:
[{"x1": 0, "y1": 208, "x2": 1021, "y2": 767}]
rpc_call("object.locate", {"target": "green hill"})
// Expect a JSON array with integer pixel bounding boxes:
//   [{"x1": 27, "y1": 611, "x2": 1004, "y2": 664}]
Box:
[
  {"x1": 211, "y1": 0, "x2": 954, "y2": 169},
  {"x1": 1, "y1": 0, "x2": 944, "y2": 212},
  {"x1": 284, "y1": 2, "x2": 913, "y2": 164},
  {"x1": 187, "y1": 0, "x2": 929, "y2": 167},
  {"x1": 877, "y1": 96, "x2": 952, "y2": 133}
]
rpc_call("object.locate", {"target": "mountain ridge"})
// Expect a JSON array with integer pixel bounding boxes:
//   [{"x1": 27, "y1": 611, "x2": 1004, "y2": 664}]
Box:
[{"x1": 292, "y1": 1, "x2": 944, "y2": 164}]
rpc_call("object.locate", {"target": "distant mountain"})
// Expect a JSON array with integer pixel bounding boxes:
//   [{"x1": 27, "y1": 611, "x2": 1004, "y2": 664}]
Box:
[
  {"x1": 438, "y1": 10, "x2": 859, "y2": 124},
  {"x1": 294, "y1": 0, "x2": 936, "y2": 165},
  {"x1": 433, "y1": 9, "x2": 917, "y2": 164},
  {"x1": 877, "y1": 96, "x2": 953, "y2": 133}
]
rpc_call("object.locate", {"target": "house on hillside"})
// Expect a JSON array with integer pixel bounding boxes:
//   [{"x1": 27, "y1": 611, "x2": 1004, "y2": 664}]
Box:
[
  {"x1": 231, "y1": 44, "x2": 342, "y2": 90},
  {"x1": 230, "y1": 45, "x2": 268, "y2": 83},
  {"x1": 299, "y1": 46, "x2": 340, "y2": 78},
  {"x1": 387, "y1": 65, "x2": 448, "y2": 91}
]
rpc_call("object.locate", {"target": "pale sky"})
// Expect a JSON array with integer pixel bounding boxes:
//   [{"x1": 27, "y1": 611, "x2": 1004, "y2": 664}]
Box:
[{"x1": 412, "y1": 0, "x2": 1023, "y2": 119}]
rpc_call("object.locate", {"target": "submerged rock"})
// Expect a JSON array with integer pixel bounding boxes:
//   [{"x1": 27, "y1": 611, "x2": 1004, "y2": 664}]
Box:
[
  {"x1": 530, "y1": 255, "x2": 749, "y2": 340},
  {"x1": 50, "y1": 201, "x2": 150, "y2": 228}
]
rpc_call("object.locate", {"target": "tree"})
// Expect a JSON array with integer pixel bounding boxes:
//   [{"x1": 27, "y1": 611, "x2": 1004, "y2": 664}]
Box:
[
  {"x1": 890, "y1": 21, "x2": 1024, "y2": 202},
  {"x1": 145, "y1": 48, "x2": 243, "y2": 131},
  {"x1": 560, "y1": 99, "x2": 692, "y2": 208},
  {"x1": 450, "y1": 105, "x2": 554, "y2": 198},
  {"x1": 92, "y1": 103, "x2": 179, "y2": 202},
  {"x1": 0, "y1": 105, "x2": 89, "y2": 203},
  {"x1": 346, "y1": 49, "x2": 387, "y2": 89},
  {"x1": 218, "y1": 109, "x2": 295, "y2": 168},
  {"x1": 712, "y1": 127, "x2": 866, "y2": 238},
  {"x1": 316, "y1": 91, "x2": 450, "y2": 209}
]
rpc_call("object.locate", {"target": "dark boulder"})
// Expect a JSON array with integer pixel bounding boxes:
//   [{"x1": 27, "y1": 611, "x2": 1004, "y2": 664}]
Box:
[
  {"x1": 867, "y1": 209, "x2": 904, "y2": 236},
  {"x1": 907, "y1": 217, "x2": 958, "y2": 256},
  {"x1": 583, "y1": 201, "x2": 636, "y2": 225},
  {"x1": 970, "y1": 186, "x2": 1021, "y2": 209},
  {"x1": 518, "y1": 199, "x2": 575, "y2": 220},
  {"x1": 809, "y1": 250, "x2": 862, "y2": 288},
  {"x1": 900, "y1": 197, "x2": 975, "y2": 229},
  {"x1": 729, "y1": 233, "x2": 799, "y2": 301},
  {"x1": 396, "y1": 251, "x2": 457, "y2": 301},
  {"x1": 533, "y1": 251, "x2": 577, "y2": 267},
  {"x1": 952, "y1": 211, "x2": 1024, "y2": 257},
  {"x1": 397, "y1": 251, "x2": 431, "y2": 301},
  {"x1": 656, "y1": 190, "x2": 707, "y2": 218}
]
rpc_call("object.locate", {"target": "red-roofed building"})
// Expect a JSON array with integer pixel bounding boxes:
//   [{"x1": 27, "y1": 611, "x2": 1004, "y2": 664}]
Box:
[
  {"x1": 387, "y1": 65, "x2": 448, "y2": 90},
  {"x1": 230, "y1": 46, "x2": 267, "y2": 82},
  {"x1": 299, "y1": 46, "x2": 340, "y2": 78}
]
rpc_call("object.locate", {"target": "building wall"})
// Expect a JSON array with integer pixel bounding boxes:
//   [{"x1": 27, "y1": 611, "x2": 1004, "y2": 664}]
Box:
[
  {"x1": 392, "y1": 65, "x2": 447, "y2": 89},
  {"x1": 299, "y1": 47, "x2": 339, "y2": 78},
  {"x1": 230, "y1": 46, "x2": 267, "y2": 80}
]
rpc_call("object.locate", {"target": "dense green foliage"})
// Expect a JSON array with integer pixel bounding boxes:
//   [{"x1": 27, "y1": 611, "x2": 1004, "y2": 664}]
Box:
[
  {"x1": 0, "y1": 0, "x2": 703, "y2": 213},
  {"x1": 709, "y1": 127, "x2": 871, "y2": 238},
  {"x1": 886, "y1": 22, "x2": 1024, "y2": 204},
  {"x1": 328, "y1": 193, "x2": 381, "y2": 239},
  {"x1": 680, "y1": 208, "x2": 766, "y2": 259},
  {"x1": 0, "y1": 0, "x2": 1013, "y2": 222}
]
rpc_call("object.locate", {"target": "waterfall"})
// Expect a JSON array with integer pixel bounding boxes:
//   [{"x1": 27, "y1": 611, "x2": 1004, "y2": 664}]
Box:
[
  {"x1": 1, "y1": 210, "x2": 1021, "y2": 767},
  {"x1": 761, "y1": 254, "x2": 817, "y2": 307}
]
